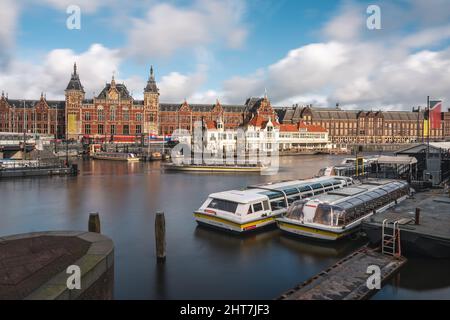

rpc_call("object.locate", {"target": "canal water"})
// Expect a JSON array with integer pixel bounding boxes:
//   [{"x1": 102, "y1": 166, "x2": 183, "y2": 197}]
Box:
[{"x1": 0, "y1": 155, "x2": 449, "y2": 299}]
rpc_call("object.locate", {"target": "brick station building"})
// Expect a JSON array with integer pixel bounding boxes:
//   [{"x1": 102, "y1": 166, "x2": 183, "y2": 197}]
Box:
[
  {"x1": 1, "y1": 64, "x2": 450, "y2": 144},
  {"x1": 277, "y1": 105, "x2": 450, "y2": 145}
]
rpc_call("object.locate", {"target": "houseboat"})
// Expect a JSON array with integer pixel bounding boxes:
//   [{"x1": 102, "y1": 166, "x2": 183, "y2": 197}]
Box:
[
  {"x1": 91, "y1": 152, "x2": 140, "y2": 162},
  {"x1": 276, "y1": 179, "x2": 410, "y2": 241},
  {"x1": 194, "y1": 176, "x2": 354, "y2": 233}
]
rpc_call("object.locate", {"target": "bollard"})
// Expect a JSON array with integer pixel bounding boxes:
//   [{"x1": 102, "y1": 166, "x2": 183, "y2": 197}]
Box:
[
  {"x1": 88, "y1": 212, "x2": 101, "y2": 233},
  {"x1": 155, "y1": 211, "x2": 166, "y2": 262},
  {"x1": 415, "y1": 208, "x2": 420, "y2": 225}
]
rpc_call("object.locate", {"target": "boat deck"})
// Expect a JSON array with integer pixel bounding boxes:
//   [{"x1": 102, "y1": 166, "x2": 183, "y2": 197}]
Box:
[{"x1": 277, "y1": 247, "x2": 406, "y2": 300}]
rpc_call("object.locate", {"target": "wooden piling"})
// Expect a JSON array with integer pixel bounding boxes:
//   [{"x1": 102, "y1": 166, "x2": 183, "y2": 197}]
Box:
[
  {"x1": 155, "y1": 211, "x2": 166, "y2": 262},
  {"x1": 415, "y1": 208, "x2": 421, "y2": 225},
  {"x1": 88, "y1": 212, "x2": 101, "y2": 233}
]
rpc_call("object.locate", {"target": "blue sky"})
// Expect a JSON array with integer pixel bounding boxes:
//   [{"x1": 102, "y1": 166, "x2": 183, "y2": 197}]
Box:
[{"x1": 1, "y1": 0, "x2": 450, "y2": 109}]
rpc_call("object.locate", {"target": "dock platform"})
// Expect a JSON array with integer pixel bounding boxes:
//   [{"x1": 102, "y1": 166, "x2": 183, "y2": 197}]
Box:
[
  {"x1": 277, "y1": 247, "x2": 406, "y2": 300},
  {"x1": 362, "y1": 189, "x2": 450, "y2": 258}
]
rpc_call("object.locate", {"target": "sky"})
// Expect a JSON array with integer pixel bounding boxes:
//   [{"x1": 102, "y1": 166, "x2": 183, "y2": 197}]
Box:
[{"x1": 1, "y1": 0, "x2": 450, "y2": 110}]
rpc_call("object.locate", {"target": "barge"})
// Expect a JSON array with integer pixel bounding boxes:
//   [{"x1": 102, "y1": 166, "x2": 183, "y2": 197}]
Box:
[{"x1": 194, "y1": 176, "x2": 354, "y2": 233}]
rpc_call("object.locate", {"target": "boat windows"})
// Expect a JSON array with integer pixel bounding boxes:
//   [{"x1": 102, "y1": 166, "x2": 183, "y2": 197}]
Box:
[
  {"x1": 270, "y1": 199, "x2": 287, "y2": 211},
  {"x1": 285, "y1": 200, "x2": 306, "y2": 220},
  {"x1": 311, "y1": 183, "x2": 323, "y2": 190},
  {"x1": 260, "y1": 190, "x2": 284, "y2": 200},
  {"x1": 247, "y1": 206, "x2": 253, "y2": 215},
  {"x1": 253, "y1": 202, "x2": 263, "y2": 213},
  {"x1": 207, "y1": 198, "x2": 239, "y2": 214},
  {"x1": 263, "y1": 200, "x2": 270, "y2": 211},
  {"x1": 299, "y1": 185, "x2": 313, "y2": 193},
  {"x1": 288, "y1": 195, "x2": 301, "y2": 204},
  {"x1": 282, "y1": 188, "x2": 299, "y2": 196}
]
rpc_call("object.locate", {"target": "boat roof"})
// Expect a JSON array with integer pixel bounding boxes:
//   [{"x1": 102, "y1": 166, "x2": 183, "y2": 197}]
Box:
[
  {"x1": 209, "y1": 189, "x2": 268, "y2": 203},
  {"x1": 307, "y1": 179, "x2": 408, "y2": 205},
  {"x1": 208, "y1": 176, "x2": 352, "y2": 203}
]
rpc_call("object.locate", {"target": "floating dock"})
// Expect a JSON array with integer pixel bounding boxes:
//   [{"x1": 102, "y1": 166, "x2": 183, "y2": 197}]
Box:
[
  {"x1": 0, "y1": 165, "x2": 78, "y2": 179},
  {"x1": 277, "y1": 247, "x2": 406, "y2": 300},
  {"x1": 362, "y1": 189, "x2": 450, "y2": 258}
]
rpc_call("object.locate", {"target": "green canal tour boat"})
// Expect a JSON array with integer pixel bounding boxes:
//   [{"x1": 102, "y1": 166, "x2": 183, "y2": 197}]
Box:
[{"x1": 194, "y1": 176, "x2": 354, "y2": 233}]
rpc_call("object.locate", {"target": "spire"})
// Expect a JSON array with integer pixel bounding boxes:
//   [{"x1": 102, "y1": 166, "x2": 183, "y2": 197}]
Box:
[
  {"x1": 264, "y1": 88, "x2": 268, "y2": 99},
  {"x1": 144, "y1": 65, "x2": 159, "y2": 94},
  {"x1": 1, "y1": 90, "x2": 4, "y2": 99},
  {"x1": 66, "y1": 62, "x2": 85, "y2": 92},
  {"x1": 111, "y1": 71, "x2": 116, "y2": 87}
]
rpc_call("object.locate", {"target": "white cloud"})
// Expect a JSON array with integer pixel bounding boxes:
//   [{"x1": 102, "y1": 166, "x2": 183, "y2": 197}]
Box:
[
  {"x1": 220, "y1": 1, "x2": 450, "y2": 110},
  {"x1": 0, "y1": 0, "x2": 19, "y2": 67},
  {"x1": 322, "y1": 1, "x2": 365, "y2": 42},
  {"x1": 158, "y1": 65, "x2": 208, "y2": 103},
  {"x1": 0, "y1": 44, "x2": 122, "y2": 100},
  {"x1": 126, "y1": 0, "x2": 247, "y2": 59}
]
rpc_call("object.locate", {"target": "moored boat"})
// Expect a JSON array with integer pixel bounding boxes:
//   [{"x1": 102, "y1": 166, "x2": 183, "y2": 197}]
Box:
[
  {"x1": 165, "y1": 162, "x2": 266, "y2": 173},
  {"x1": 150, "y1": 152, "x2": 162, "y2": 161},
  {"x1": 92, "y1": 152, "x2": 140, "y2": 162},
  {"x1": 194, "y1": 176, "x2": 354, "y2": 233},
  {"x1": 276, "y1": 179, "x2": 411, "y2": 241}
]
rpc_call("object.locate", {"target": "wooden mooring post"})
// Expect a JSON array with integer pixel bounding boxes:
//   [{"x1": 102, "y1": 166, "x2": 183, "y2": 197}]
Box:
[
  {"x1": 155, "y1": 211, "x2": 166, "y2": 262},
  {"x1": 88, "y1": 212, "x2": 101, "y2": 233},
  {"x1": 415, "y1": 208, "x2": 421, "y2": 225}
]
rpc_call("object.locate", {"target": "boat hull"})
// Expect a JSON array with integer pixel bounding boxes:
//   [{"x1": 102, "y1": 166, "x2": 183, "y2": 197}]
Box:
[
  {"x1": 194, "y1": 212, "x2": 279, "y2": 233},
  {"x1": 277, "y1": 221, "x2": 355, "y2": 241}
]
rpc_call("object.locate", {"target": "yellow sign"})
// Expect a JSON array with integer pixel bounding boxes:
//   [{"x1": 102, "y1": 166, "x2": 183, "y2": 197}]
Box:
[
  {"x1": 68, "y1": 114, "x2": 77, "y2": 134},
  {"x1": 423, "y1": 120, "x2": 429, "y2": 137}
]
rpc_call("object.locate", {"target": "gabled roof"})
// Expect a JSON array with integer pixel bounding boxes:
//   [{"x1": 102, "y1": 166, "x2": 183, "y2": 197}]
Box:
[{"x1": 97, "y1": 83, "x2": 132, "y2": 100}]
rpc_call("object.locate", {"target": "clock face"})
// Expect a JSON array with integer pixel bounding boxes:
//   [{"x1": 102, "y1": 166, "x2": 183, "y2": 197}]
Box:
[{"x1": 109, "y1": 90, "x2": 119, "y2": 100}]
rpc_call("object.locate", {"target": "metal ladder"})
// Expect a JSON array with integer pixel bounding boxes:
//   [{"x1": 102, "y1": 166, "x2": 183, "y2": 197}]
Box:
[{"x1": 382, "y1": 219, "x2": 402, "y2": 256}]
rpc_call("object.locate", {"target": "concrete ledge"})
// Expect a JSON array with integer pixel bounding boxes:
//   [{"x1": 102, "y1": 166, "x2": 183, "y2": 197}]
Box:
[{"x1": 0, "y1": 231, "x2": 114, "y2": 300}]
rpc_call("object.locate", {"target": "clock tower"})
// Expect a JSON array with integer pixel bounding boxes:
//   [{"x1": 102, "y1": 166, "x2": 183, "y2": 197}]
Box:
[
  {"x1": 143, "y1": 66, "x2": 160, "y2": 135},
  {"x1": 65, "y1": 63, "x2": 85, "y2": 140}
]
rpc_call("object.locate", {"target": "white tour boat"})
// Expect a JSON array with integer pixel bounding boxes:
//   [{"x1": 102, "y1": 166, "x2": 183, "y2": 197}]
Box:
[
  {"x1": 276, "y1": 179, "x2": 411, "y2": 241},
  {"x1": 194, "y1": 176, "x2": 354, "y2": 233},
  {"x1": 92, "y1": 152, "x2": 140, "y2": 162}
]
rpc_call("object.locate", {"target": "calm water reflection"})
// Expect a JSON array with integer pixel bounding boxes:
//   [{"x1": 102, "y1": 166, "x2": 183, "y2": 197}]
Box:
[{"x1": 0, "y1": 155, "x2": 449, "y2": 299}]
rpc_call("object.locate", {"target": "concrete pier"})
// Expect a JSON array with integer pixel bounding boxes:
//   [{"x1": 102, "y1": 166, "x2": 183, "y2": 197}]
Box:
[
  {"x1": 362, "y1": 189, "x2": 450, "y2": 258},
  {"x1": 0, "y1": 231, "x2": 114, "y2": 300}
]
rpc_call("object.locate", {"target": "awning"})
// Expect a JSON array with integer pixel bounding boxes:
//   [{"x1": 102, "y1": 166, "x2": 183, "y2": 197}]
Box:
[{"x1": 375, "y1": 155, "x2": 417, "y2": 165}]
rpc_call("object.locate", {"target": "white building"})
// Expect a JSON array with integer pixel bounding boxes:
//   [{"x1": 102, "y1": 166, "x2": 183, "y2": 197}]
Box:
[{"x1": 201, "y1": 114, "x2": 330, "y2": 155}]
